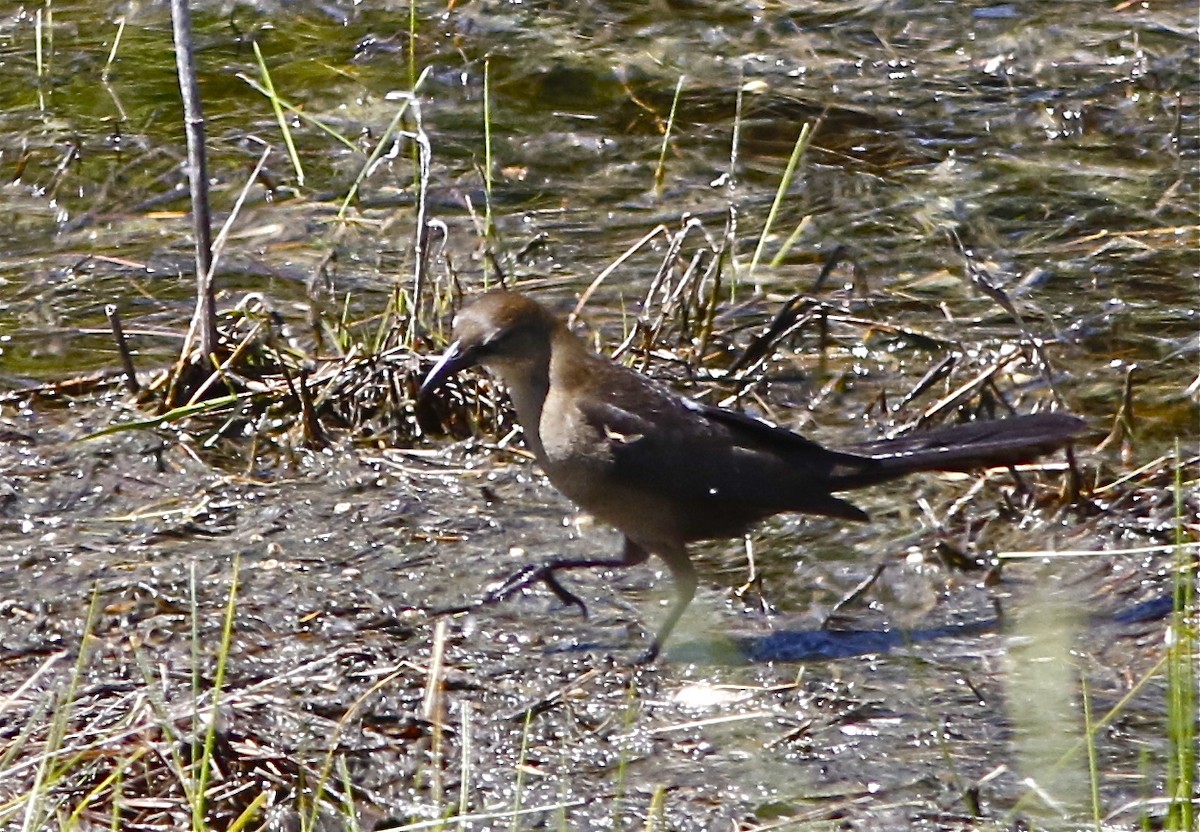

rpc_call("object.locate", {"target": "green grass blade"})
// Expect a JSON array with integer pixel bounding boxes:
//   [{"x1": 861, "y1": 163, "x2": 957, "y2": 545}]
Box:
[
  {"x1": 747, "y1": 122, "x2": 813, "y2": 283},
  {"x1": 654, "y1": 75, "x2": 685, "y2": 198},
  {"x1": 252, "y1": 40, "x2": 304, "y2": 187}
]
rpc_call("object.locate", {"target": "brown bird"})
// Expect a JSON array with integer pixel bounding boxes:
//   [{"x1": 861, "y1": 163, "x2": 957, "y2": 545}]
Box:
[{"x1": 420, "y1": 290, "x2": 1084, "y2": 661}]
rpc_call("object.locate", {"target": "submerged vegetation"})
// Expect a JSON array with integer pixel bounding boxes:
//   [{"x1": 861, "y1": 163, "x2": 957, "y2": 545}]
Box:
[{"x1": 0, "y1": 0, "x2": 1196, "y2": 829}]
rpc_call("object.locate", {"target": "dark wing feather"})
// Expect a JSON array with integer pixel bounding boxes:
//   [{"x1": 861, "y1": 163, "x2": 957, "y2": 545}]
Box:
[{"x1": 573, "y1": 373, "x2": 873, "y2": 528}]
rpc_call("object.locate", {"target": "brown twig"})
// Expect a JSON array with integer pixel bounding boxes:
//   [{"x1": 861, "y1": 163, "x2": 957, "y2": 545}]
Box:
[
  {"x1": 105, "y1": 303, "x2": 141, "y2": 395},
  {"x1": 821, "y1": 562, "x2": 888, "y2": 629},
  {"x1": 169, "y1": 0, "x2": 217, "y2": 365}
]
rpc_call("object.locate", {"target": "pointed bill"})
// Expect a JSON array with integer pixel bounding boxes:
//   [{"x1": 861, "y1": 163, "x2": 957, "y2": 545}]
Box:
[{"x1": 419, "y1": 340, "x2": 471, "y2": 400}]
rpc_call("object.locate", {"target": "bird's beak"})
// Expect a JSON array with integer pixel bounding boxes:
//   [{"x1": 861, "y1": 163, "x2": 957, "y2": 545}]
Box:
[{"x1": 419, "y1": 340, "x2": 472, "y2": 400}]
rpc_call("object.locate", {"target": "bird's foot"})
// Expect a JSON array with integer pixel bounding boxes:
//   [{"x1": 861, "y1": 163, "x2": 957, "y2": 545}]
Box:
[
  {"x1": 631, "y1": 635, "x2": 663, "y2": 665},
  {"x1": 431, "y1": 562, "x2": 590, "y2": 619},
  {"x1": 538, "y1": 569, "x2": 589, "y2": 618}
]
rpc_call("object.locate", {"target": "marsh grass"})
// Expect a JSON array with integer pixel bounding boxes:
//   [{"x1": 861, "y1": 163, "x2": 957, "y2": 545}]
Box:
[
  {"x1": 2, "y1": 358, "x2": 1193, "y2": 828},
  {"x1": 1164, "y1": 448, "x2": 1197, "y2": 832},
  {"x1": 652, "y1": 75, "x2": 686, "y2": 199},
  {"x1": 1, "y1": 563, "x2": 586, "y2": 831},
  {"x1": 994, "y1": 446, "x2": 1198, "y2": 830},
  {"x1": 1, "y1": 1, "x2": 1196, "y2": 830},
  {"x1": 8, "y1": 154, "x2": 1192, "y2": 832},
  {"x1": 251, "y1": 41, "x2": 305, "y2": 189},
  {"x1": 745, "y1": 121, "x2": 814, "y2": 287}
]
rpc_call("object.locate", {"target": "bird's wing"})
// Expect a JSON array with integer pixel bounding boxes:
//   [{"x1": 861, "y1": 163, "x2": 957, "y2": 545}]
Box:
[
  {"x1": 679, "y1": 397, "x2": 874, "y2": 468},
  {"x1": 572, "y1": 373, "x2": 875, "y2": 518}
]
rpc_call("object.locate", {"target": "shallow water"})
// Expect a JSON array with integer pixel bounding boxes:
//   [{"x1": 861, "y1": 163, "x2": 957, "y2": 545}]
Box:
[{"x1": 0, "y1": 1, "x2": 1196, "y2": 829}]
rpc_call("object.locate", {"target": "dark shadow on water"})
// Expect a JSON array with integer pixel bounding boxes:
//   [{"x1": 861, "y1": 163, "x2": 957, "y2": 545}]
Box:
[
  {"x1": 1111, "y1": 593, "x2": 1177, "y2": 624},
  {"x1": 668, "y1": 617, "x2": 999, "y2": 665},
  {"x1": 665, "y1": 591, "x2": 1177, "y2": 664},
  {"x1": 538, "y1": 619, "x2": 999, "y2": 664},
  {"x1": 539, "y1": 591, "x2": 1178, "y2": 664}
]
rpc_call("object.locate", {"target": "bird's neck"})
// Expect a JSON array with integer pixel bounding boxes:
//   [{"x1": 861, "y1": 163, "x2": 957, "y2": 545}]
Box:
[
  {"x1": 493, "y1": 325, "x2": 593, "y2": 462},
  {"x1": 503, "y1": 360, "x2": 550, "y2": 458}
]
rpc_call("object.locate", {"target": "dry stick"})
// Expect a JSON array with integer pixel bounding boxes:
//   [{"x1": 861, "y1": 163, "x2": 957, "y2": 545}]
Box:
[
  {"x1": 651, "y1": 248, "x2": 708, "y2": 351},
  {"x1": 0, "y1": 371, "x2": 126, "y2": 405},
  {"x1": 662, "y1": 228, "x2": 719, "y2": 335},
  {"x1": 816, "y1": 305, "x2": 830, "y2": 377},
  {"x1": 953, "y1": 230, "x2": 1067, "y2": 408},
  {"x1": 726, "y1": 244, "x2": 847, "y2": 376},
  {"x1": 821, "y1": 562, "x2": 889, "y2": 629},
  {"x1": 917, "y1": 350, "x2": 1025, "y2": 426},
  {"x1": 692, "y1": 207, "x2": 735, "y2": 369},
  {"x1": 500, "y1": 668, "x2": 603, "y2": 722},
  {"x1": 642, "y1": 220, "x2": 698, "y2": 311},
  {"x1": 810, "y1": 242, "x2": 846, "y2": 295},
  {"x1": 422, "y1": 619, "x2": 449, "y2": 807},
  {"x1": 682, "y1": 223, "x2": 725, "y2": 330},
  {"x1": 676, "y1": 250, "x2": 709, "y2": 346},
  {"x1": 180, "y1": 147, "x2": 274, "y2": 407},
  {"x1": 105, "y1": 304, "x2": 140, "y2": 395},
  {"x1": 406, "y1": 106, "x2": 433, "y2": 346},
  {"x1": 1096, "y1": 363, "x2": 1136, "y2": 455},
  {"x1": 169, "y1": 0, "x2": 216, "y2": 364},
  {"x1": 461, "y1": 189, "x2": 507, "y2": 288},
  {"x1": 1062, "y1": 444, "x2": 1083, "y2": 504},
  {"x1": 896, "y1": 352, "x2": 958, "y2": 411},
  {"x1": 611, "y1": 217, "x2": 702, "y2": 361},
  {"x1": 694, "y1": 247, "x2": 726, "y2": 354},
  {"x1": 185, "y1": 319, "x2": 266, "y2": 406},
  {"x1": 276, "y1": 359, "x2": 324, "y2": 448},
  {"x1": 568, "y1": 224, "x2": 670, "y2": 326},
  {"x1": 726, "y1": 312, "x2": 818, "y2": 398},
  {"x1": 1092, "y1": 452, "x2": 1197, "y2": 495},
  {"x1": 208, "y1": 145, "x2": 272, "y2": 275}
]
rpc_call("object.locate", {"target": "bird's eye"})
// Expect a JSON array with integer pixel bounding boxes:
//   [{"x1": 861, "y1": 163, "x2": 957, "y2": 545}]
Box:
[
  {"x1": 469, "y1": 332, "x2": 510, "y2": 360},
  {"x1": 480, "y1": 328, "x2": 513, "y2": 351}
]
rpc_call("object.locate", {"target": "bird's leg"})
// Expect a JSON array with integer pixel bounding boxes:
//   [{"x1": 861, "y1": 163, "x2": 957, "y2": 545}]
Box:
[
  {"x1": 637, "y1": 542, "x2": 698, "y2": 664},
  {"x1": 482, "y1": 561, "x2": 594, "y2": 615},
  {"x1": 435, "y1": 537, "x2": 652, "y2": 620},
  {"x1": 428, "y1": 563, "x2": 589, "y2": 618}
]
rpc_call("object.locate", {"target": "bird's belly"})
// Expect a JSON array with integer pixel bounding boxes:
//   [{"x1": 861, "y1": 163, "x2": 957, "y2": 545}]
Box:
[
  {"x1": 540, "y1": 453, "x2": 766, "y2": 545},
  {"x1": 539, "y1": 452, "x2": 675, "y2": 538}
]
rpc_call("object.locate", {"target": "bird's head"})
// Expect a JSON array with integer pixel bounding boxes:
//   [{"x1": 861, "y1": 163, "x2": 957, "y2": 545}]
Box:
[{"x1": 420, "y1": 291, "x2": 559, "y2": 398}]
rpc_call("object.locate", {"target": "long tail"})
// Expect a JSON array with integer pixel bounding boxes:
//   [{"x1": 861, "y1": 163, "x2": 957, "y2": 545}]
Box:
[{"x1": 830, "y1": 412, "x2": 1085, "y2": 490}]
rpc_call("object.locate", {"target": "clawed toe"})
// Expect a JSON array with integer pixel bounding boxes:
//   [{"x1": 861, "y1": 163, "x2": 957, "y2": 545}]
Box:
[
  {"x1": 438, "y1": 562, "x2": 590, "y2": 619},
  {"x1": 540, "y1": 570, "x2": 589, "y2": 618},
  {"x1": 634, "y1": 639, "x2": 662, "y2": 665}
]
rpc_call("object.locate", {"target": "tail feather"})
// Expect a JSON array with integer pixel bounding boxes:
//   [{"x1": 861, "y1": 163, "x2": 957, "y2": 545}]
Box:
[{"x1": 830, "y1": 412, "x2": 1085, "y2": 490}]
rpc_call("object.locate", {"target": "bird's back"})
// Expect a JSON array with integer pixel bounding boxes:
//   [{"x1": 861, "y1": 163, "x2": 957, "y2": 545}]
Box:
[{"x1": 538, "y1": 351, "x2": 875, "y2": 543}]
